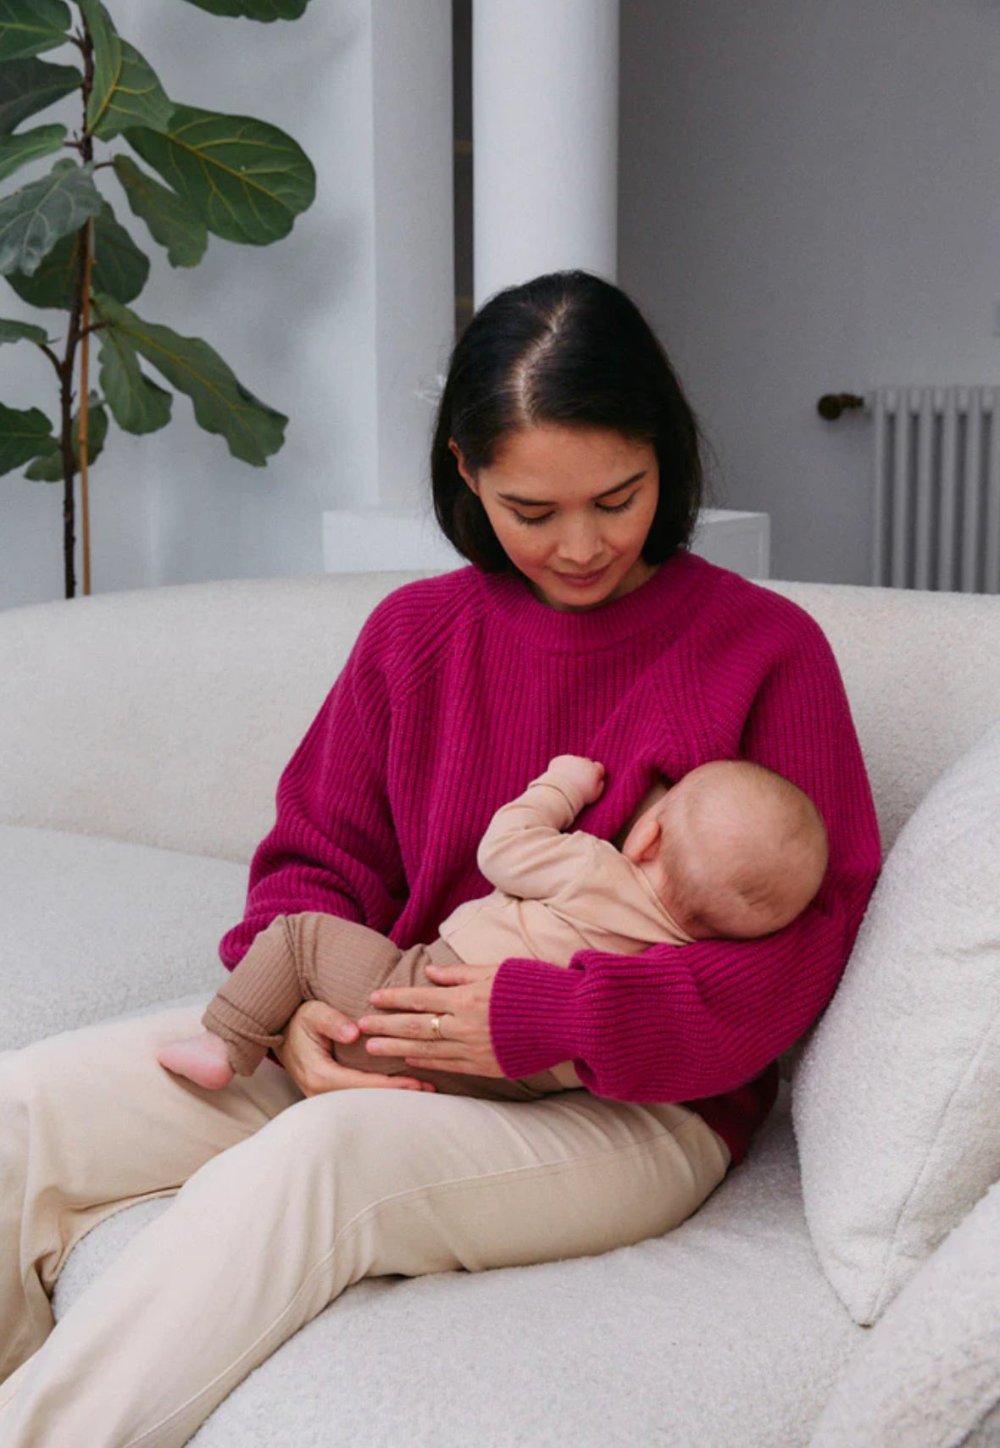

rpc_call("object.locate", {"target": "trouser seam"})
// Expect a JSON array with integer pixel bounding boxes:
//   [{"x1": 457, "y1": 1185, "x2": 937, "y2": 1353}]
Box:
[{"x1": 123, "y1": 1115, "x2": 716, "y2": 1447}]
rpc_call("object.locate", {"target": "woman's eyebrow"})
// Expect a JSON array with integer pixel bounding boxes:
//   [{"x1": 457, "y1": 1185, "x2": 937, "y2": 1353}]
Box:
[{"x1": 497, "y1": 469, "x2": 647, "y2": 506}]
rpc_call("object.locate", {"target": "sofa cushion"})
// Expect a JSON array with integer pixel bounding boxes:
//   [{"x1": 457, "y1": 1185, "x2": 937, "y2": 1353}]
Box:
[
  {"x1": 793, "y1": 722, "x2": 1000, "y2": 1325},
  {"x1": 808, "y1": 1175, "x2": 1000, "y2": 1448},
  {"x1": 51, "y1": 1083, "x2": 862, "y2": 1448},
  {"x1": 0, "y1": 825, "x2": 246, "y2": 1053}
]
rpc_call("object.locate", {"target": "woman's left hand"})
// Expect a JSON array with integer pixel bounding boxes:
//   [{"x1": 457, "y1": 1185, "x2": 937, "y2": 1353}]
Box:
[{"x1": 356, "y1": 962, "x2": 504, "y2": 1077}]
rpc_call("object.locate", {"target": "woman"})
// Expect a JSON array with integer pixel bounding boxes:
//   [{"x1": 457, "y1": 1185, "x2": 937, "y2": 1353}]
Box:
[{"x1": 0, "y1": 272, "x2": 881, "y2": 1446}]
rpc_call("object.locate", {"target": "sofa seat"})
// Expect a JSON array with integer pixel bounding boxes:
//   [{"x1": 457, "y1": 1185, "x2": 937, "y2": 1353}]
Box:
[{"x1": 0, "y1": 825, "x2": 245, "y2": 1054}]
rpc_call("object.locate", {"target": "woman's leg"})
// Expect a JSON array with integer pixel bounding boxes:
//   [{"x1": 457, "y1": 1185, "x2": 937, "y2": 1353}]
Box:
[
  {"x1": 0, "y1": 1001, "x2": 301, "y2": 1384},
  {"x1": 0, "y1": 1086, "x2": 730, "y2": 1448}
]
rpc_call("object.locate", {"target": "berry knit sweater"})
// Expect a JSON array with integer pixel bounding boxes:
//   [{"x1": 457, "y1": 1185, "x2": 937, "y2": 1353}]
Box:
[{"x1": 220, "y1": 551, "x2": 881, "y2": 1165}]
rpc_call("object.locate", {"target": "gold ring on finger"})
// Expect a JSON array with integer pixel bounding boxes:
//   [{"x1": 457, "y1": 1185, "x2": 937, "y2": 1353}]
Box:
[{"x1": 430, "y1": 1014, "x2": 443, "y2": 1041}]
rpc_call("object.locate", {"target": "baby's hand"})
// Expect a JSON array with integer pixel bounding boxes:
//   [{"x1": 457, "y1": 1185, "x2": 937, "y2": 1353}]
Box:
[{"x1": 547, "y1": 754, "x2": 606, "y2": 805}]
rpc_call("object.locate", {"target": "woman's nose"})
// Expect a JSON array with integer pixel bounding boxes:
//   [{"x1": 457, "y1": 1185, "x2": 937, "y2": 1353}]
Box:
[{"x1": 557, "y1": 519, "x2": 602, "y2": 568}]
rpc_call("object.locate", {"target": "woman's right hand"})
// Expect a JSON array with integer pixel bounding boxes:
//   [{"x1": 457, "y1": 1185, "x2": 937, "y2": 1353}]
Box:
[{"x1": 274, "y1": 1000, "x2": 437, "y2": 1098}]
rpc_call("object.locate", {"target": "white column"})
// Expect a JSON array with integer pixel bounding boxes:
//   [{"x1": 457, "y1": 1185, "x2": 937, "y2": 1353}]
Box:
[
  {"x1": 473, "y1": 0, "x2": 620, "y2": 307},
  {"x1": 323, "y1": 0, "x2": 459, "y2": 572},
  {"x1": 369, "y1": 0, "x2": 455, "y2": 510}
]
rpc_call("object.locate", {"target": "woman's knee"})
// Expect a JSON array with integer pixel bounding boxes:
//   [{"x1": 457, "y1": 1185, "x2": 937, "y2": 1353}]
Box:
[
  {"x1": 260, "y1": 1088, "x2": 432, "y2": 1165},
  {"x1": 168, "y1": 1089, "x2": 422, "y2": 1233},
  {"x1": 189, "y1": 1089, "x2": 447, "y2": 1194}
]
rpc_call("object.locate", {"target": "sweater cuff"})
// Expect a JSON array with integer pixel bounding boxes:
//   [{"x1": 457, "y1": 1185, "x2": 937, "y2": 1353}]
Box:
[
  {"x1": 490, "y1": 957, "x2": 584, "y2": 1079},
  {"x1": 526, "y1": 770, "x2": 586, "y2": 821}
]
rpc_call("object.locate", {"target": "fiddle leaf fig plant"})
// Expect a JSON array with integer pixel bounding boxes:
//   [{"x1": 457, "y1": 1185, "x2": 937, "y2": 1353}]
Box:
[{"x1": 0, "y1": 0, "x2": 316, "y2": 596}]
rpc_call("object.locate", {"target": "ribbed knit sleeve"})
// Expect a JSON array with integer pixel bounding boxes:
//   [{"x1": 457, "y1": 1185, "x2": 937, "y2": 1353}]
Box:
[
  {"x1": 488, "y1": 614, "x2": 882, "y2": 1102},
  {"x1": 218, "y1": 610, "x2": 406, "y2": 968}
]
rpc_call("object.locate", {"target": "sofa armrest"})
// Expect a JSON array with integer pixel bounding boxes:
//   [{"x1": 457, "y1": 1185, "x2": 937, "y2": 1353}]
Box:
[{"x1": 0, "y1": 824, "x2": 247, "y2": 1052}]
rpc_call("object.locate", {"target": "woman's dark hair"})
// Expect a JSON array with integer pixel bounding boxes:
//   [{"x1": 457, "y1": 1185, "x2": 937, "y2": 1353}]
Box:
[{"x1": 431, "y1": 270, "x2": 704, "y2": 571}]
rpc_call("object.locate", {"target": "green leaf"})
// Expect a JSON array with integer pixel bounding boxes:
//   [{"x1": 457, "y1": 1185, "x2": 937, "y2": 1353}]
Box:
[
  {"x1": 0, "y1": 158, "x2": 102, "y2": 277},
  {"x1": 0, "y1": 400, "x2": 58, "y2": 475},
  {"x1": 0, "y1": 58, "x2": 80, "y2": 134},
  {"x1": 177, "y1": 0, "x2": 311, "y2": 19},
  {"x1": 98, "y1": 324, "x2": 171, "y2": 433},
  {"x1": 0, "y1": 315, "x2": 49, "y2": 343},
  {"x1": 74, "y1": 0, "x2": 119, "y2": 126},
  {"x1": 95, "y1": 292, "x2": 287, "y2": 464},
  {"x1": 113, "y1": 154, "x2": 206, "y2": 267},
  {"x1": 6, "y1": 196, "x2": 149, "y2": 307},
  {"x1": 25, "y1": 395, "x2": 107, "y2": 479},
  {"x1": 75, "y1": 2, "x2": 172, "y2": 141},
  {"x1": 90, "y1": 38, "x2": 172, "y2": 139},
  {"x1": 125, "y1": 104, "x2": 315, "y2": 246},
  {"x1": 0, "y1": 0, "x2": 71, "y2": 62},
  {"x1": 0, "y1": 122, "x2": 66, "y2": 183}
]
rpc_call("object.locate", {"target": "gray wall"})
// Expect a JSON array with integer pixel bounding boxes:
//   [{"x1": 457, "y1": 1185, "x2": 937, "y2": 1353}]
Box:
[{"x1": 619, "y1": 0, "x2": 1000, "y2": 583}]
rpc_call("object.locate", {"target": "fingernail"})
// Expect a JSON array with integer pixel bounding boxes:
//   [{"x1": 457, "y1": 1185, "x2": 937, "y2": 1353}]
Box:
[{"x1": 337, "y1": 1025, "x2": 355, "y2": 1041}]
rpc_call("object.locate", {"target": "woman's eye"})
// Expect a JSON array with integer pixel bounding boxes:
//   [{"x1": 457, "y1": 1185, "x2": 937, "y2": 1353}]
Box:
[
  {"x1": 596, "y1": 494, "x2": 636, "y2": 515},
  {"x1": 511, "y1": 492, "x2": 636, "y2": 526}
]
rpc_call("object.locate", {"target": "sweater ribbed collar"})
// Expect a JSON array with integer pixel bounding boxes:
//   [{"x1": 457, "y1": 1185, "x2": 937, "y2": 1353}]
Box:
[{"x1": 473, "y1": 549, "x2": 713, "y2": 653}]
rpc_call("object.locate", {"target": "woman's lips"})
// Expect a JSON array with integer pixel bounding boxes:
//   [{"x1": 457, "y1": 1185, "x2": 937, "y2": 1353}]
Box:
[{"x1": 556, "y1": 566, "x2": 609, "y2": 588}]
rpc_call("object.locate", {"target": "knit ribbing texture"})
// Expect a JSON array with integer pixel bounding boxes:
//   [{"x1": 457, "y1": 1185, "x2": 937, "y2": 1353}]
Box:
[{"x1": 220, "y1": 552, "x2": 882, "y2": 1165}]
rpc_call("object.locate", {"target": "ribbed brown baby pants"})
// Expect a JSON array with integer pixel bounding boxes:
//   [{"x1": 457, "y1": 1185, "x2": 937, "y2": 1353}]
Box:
[{"x1": 202, "y1": 912, "x2": 573, "y2": 1100}]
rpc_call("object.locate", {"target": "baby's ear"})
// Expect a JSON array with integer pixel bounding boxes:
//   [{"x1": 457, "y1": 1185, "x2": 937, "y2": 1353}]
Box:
[{"x1": 622, "y1": 815, "x2": 661, "y2": 864}]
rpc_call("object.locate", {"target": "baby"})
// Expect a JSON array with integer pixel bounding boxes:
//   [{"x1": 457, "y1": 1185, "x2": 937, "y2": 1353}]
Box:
[{"x1": 158, "y1": 755, "x2": 829, "y2": 1097}]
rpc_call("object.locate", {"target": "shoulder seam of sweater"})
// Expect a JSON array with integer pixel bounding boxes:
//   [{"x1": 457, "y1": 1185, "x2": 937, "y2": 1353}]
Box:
[
  {"x1": 359, "y1": 571, "x2": 488, "y2": 708},
  {"x1": 669, "y1": 568, "x2": 836, "y2": 748}
]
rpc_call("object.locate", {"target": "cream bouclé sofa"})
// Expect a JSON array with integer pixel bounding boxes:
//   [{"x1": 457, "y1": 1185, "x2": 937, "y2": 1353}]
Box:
[{"x1": 2, "y1": 568, "x2": 1000, "y2": 1447}]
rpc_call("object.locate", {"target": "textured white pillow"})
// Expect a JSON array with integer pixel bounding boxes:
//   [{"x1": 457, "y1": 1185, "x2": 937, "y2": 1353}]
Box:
[
  {"x1": 808, "y1": 1177, "x2": 1000, "y2": 1448},
  {"x1": 792, "y1": 722, "x2": 1000, "y2": 1326}
]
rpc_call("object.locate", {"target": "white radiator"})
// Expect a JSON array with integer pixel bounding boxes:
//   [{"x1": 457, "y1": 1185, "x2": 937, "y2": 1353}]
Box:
[{"x1": 872, "y1": 386, "x2": 1000, "y2": 593}]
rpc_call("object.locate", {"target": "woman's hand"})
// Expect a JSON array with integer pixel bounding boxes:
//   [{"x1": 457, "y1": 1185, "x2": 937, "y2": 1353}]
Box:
[
  {"x1": 274, "y1": 1000, "x2": 438, "y2": 1097},
  {"x1": 357, "y1": 963, "x2": 505, "y2": 1077}
]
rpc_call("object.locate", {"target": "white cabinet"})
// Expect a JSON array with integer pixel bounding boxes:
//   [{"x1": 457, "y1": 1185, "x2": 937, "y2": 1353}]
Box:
[
  {"x1": 322, "y1": 506, "x2": 770, "y2": 580},
  {"x1": 689, "y1": 509, "x2": 770, "y2": 578}
]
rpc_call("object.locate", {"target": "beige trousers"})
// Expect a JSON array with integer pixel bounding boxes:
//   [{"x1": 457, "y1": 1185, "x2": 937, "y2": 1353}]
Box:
[{"x1": 0, "y1": 1002, "x2": 731, "y2": 1448}]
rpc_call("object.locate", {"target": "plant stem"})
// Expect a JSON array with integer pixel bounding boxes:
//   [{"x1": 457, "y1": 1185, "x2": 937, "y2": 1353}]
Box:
[
  {"x1": 60, "y1": 21, "x2": 96, "y2": 599},
  {"x1": 58, "y1": 342, "x2": 75, "y2": 599},
  {"x1": 79, "y1": 216, "x2": 94, "y2": 596},
  {"x1": 36, "y1": 341, "x2": 63, "y2": 377}
]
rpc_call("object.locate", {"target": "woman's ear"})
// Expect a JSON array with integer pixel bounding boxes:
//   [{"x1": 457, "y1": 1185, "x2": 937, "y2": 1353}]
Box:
[
  {"x1": 621, "y1": 814, "x2": 662, "y2": 865},
  {"x1": 449, "y1": 439, "x2": 478, "y2": 494}
]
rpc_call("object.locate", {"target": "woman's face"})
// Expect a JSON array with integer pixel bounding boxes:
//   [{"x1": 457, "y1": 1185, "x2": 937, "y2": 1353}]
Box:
[{"x1": 452, "y1": 423, "x2": 661, "y2": 611}]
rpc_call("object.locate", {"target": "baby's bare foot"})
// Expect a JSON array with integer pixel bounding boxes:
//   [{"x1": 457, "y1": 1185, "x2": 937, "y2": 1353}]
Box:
[{"x1": 157, "y1": 1032, "x2": 235, "y2": 1090}]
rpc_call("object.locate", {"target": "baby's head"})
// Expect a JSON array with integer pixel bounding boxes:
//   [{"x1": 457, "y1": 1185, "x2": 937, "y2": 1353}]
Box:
[{"x1": 621, "y1": 760, "x2": 829, "y2": 940}]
